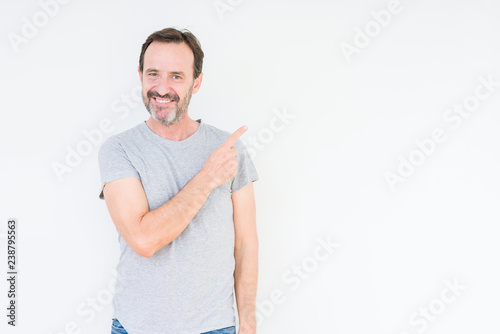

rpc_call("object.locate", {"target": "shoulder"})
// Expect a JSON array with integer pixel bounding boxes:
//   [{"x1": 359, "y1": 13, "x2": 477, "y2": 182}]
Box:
[
  {"x1": 99, "y1": 123, "x2": 144, "y2": 155},
  {"x1": 201, "y1": 121, "x2": 246, "y2": 148},
  {"x1": 202, "y1": 121, "x2": 230, "y2": 140},
  {"x1": 114, "y1": 123, "x2": 145, "y2": 141}
]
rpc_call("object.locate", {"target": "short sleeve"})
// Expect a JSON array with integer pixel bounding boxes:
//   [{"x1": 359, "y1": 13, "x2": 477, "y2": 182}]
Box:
[
  {"x1": 98, "y1": 136, "x2": 140, "y2": 199},
  {"x1": 231, "y1": 138, "x2": 259, "y2": 193}
]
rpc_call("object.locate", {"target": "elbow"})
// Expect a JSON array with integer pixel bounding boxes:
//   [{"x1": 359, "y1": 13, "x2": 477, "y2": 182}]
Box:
[
  {"x1": 134, "y1": 243, "x2": 155, "y2": 258},
  {"x1": 127, "y1": 215, "x2": 174, "y2": 258},
  {"x1": 135, "y1": 246, "x2": 155, "y2": 258},
  {"x1": 130, "y1": 215, "x2": 157, "y2": 258},
  {"x1": 131, "y1": 236, "x2": 156, "y2": 258}
]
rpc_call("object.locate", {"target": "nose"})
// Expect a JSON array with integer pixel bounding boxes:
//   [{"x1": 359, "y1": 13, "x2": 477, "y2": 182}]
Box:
[{"x1": 154, "y1": 76, "x2": 171, "y2": 96}]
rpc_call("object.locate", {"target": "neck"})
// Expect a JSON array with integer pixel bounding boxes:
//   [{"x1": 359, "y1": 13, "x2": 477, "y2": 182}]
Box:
[{"x1": 145, "y1": 112, "x2": 200, "y2": 141}]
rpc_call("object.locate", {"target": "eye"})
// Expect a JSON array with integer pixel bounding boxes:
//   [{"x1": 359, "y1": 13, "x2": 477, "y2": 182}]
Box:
[
  {"x1": 148, "y1": 73, "x2": 158, "y2": 77},
  {"x1": 172, "y1": 75, "x2": 181, "y2": 80}
]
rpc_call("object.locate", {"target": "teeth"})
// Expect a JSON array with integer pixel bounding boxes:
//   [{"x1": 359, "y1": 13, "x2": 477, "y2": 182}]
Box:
[{"x1": 156, "y1": 98, "x2": 172, "y2": 103}]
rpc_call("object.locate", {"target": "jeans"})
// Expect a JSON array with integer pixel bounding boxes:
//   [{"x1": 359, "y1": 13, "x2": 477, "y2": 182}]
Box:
[{"x1": 111, "y1": 318, "x2": 236, "y2": 334}]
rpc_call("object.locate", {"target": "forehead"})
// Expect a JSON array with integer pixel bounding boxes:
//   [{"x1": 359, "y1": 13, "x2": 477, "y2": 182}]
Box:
[{"x1": 143, "y1": 41, "x2": 194, "y2": 73}]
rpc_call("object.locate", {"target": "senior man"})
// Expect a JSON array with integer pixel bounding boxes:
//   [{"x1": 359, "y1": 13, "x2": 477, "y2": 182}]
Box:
[{"x1": 98, "y1": 27, "x2": 258, "y2": 334}]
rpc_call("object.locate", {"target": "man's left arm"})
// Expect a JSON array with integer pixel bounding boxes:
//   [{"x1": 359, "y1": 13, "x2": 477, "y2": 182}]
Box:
[{"x1": 232, "y1": 181, "x2": 258, "y2": 334}]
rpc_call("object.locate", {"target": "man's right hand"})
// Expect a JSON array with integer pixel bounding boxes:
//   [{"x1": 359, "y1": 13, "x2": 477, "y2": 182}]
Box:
[{"x1": 201, "y1": 125, "x2": 248, "y2": 189}]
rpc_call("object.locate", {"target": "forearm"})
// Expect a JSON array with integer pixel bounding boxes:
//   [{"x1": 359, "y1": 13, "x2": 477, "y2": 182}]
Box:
[
  {"x1": 234, "y1": 237, "x2": 259, "y2": 331},
  {"x1": 138, "y1": 171, "x2": 216, "y2": 257}
]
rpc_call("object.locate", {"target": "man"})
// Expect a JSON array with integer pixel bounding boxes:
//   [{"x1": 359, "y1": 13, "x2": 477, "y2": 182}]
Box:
[{"x1": 98, "y1": 27, "x2": 258, "y2": 334}]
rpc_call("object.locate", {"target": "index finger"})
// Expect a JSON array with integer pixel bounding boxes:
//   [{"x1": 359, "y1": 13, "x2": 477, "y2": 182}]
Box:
[{"x1": 221, "y1": 125, "x2": 248, "y2": 149}]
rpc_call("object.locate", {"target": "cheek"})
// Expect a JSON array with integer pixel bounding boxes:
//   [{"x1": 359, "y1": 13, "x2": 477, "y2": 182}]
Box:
[
  {"x1": 142, "y1": 78, "x2": 156, "y2": 89},
  {"x1": 141, "y1": 89, "x2": 152, "y2": 103},
  {"x1": 179, "y1": 85, "x2": 192, "y2": 97},
  {"x1": 142, "y1": 84, "x2": 155, "y2": 96}
]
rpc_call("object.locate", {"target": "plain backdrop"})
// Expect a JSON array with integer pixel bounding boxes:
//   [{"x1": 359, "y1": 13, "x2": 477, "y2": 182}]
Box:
[{"x1": 1, "y1": 0, "x2": 499, "y2": 333}]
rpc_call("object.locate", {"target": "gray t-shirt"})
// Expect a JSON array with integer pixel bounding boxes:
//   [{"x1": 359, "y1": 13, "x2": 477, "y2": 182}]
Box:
[{"x1": 98, "y1": 119, "x2": 258, "y2": 334}]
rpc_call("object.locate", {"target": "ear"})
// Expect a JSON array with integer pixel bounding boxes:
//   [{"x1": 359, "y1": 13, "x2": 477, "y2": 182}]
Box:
[
  {"x1": 192, "y1": 72, "x2": 203, "y2": 94},
  {"x1": 138, "y1": 66, "x2": 143, "y2": 82}
]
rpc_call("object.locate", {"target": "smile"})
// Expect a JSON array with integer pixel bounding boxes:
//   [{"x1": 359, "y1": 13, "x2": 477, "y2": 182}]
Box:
[{"x1": 153, "y1": 97, "x2": 175, "y2": 104}]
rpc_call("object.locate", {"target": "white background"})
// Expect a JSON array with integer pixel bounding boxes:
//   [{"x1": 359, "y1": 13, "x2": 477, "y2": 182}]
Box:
[{"x1": 1, "y1": 0, "x2": 499, "y2": 333}]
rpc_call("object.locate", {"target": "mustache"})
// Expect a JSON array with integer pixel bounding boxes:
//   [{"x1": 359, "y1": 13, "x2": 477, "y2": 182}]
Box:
[{"x1": 147, "y1": 91, "x2": 179, "y2": 102}]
